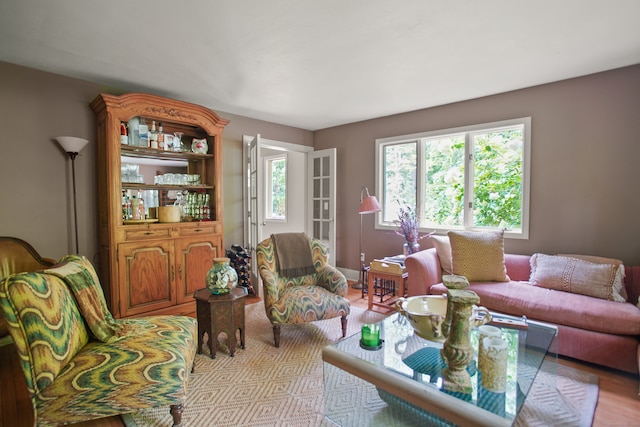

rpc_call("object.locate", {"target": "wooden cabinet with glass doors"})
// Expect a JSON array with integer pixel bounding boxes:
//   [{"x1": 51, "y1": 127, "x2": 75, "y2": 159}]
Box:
[{"x1": 90, "y1": 93, "x2": 229, "y2": 319}]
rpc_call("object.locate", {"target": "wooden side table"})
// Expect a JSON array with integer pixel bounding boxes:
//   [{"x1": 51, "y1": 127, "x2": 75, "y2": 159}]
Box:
[
  {"x1": 194, "y1": 287, "x2": 247, "y2": 358},
  {"x1": 367, "y1": 261, "x2": 407, "y2": 311}
]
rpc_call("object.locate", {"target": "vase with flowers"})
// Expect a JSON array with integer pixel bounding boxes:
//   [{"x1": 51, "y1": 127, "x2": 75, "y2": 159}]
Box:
[{"x1": 394, "y1": 203, "x2": 430, "y2": 255}]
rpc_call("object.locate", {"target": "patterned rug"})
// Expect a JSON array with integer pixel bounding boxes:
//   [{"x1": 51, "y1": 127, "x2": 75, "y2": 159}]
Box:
[{"x1": 122, "y1": 302, "x2": 598, "y2": 427}]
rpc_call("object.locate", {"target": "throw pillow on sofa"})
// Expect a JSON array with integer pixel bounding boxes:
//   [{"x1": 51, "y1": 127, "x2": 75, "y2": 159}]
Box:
[
  {"x1": 428, "y1": 234, "x2": 453, "y2": 275},
  {"x1": 559, "y1": 253, "x2": 628, "y2": 302},
  {"x1": 448, "y1": 230, "x2": 509, "y2": 282},
  {"x1": 530, "y1": 253, "x2": 627, "y2": 302}
]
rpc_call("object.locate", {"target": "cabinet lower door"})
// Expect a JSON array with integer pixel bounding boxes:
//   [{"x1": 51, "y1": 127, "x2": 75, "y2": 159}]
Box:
[
  {"x1": 176, "y1": 235, "x2": 222, "y2": 304},
  {"x1": 118, "y1": 240, "x2": 175, "y2": 317}
]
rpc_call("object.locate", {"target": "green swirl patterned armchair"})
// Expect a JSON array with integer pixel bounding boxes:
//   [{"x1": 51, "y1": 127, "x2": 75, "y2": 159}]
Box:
[
  {"x1": 0, "y1": 237, "x2": 56, "y2": 339},
  {"x1": 256, "y1": 233, "x2": 350, "y2": 347},
  {"x1": 0, "y1": 253, "x2": 197, "y2": 426}
]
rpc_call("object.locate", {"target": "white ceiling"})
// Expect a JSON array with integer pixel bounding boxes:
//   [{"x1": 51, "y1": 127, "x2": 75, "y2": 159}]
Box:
[{"x1": 1, "y1": 1, "x2": 639, "y2": 130}]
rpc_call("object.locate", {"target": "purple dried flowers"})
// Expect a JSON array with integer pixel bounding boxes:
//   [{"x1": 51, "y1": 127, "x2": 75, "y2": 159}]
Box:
[{"x1": 394, "y1": 203, "x2": 428, "y2": 243}]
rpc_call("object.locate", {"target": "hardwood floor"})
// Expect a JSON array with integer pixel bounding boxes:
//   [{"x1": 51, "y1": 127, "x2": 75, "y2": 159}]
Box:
[{"x1": 1, "y1": 286, "x2": 638, "y2": 426}]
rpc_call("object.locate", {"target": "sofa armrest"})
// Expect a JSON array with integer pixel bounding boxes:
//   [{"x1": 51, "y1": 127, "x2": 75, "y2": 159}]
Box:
[
  {"x1": 624, "y1": 265, "x2": 640, "y2": 306},
  {"x1": 503, "y1": 254, "x2": 532, "y2": 282},
  {"x1": 406, "y1": 248, "x2": 442, "y2": 296}
]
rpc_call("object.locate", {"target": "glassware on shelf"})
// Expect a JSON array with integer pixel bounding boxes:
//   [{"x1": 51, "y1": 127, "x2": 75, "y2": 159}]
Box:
[
  {"x1": 182, "y1": 190, "x2": 211, "y2": 221},
  {"x1": 127, "y1": 117, "x2": 140, "y2": 146},
  {"x1": 174, "y1": 190, "x2": 190, "y2": 221},
  {"x1": 153, "y1": 173, "x2": 199, "y2": 186},
  {"x1": 173, "y1": 132, "x2": 184, "y2": 152},
  {"x1": 187, "y1": 174, "x2": 200, "y2": 185}
]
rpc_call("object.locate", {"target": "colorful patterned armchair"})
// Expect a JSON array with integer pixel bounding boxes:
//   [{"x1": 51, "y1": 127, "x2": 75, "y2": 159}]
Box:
[
  {"x1": 0, "y1": 254, "x2": 197, "y2": 426},
  {"x1": 256, "y1": 233, "x2": 350, "y2": 347},
  {"x1": 0, "y1": 237, "x2": 56, "y2": 339}
]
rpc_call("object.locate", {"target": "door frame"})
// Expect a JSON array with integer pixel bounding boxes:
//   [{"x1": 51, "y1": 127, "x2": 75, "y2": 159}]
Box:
[{"x1": 242, "y1": 135, "x2": 315, "y2": 295}]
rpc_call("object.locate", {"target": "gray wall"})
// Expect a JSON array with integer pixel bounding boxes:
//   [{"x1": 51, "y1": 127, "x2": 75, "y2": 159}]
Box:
[
  {"x1": 1, "y1": 60, "x2": 639, "y2": 277},
  {"x1": 0, "y1": 61, "x2": 312, "y2": 275},
  {"x1": 314, "y1": 64, "x2": 640, "y2": 269},
  {"x1": 0, "y1": 63, "x2": 98, "y2": 262}
]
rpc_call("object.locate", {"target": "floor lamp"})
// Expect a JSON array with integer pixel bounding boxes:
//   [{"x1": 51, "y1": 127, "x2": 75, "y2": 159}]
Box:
[
  {"x1": 352, "y1": 187, "x2": 381, "y2": 289},
  {"x1": 55, "y1": 136, "x2": 90, "y2": 254}
]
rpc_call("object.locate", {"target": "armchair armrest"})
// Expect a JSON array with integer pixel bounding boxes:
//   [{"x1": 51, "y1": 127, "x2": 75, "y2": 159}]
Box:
[
  {"x1": 316, "y1": 265, "x2": 348, "y2": 297},
  {"x1": 258, "y1": 269, "x2": 283, "y2": 308},
  {"x1": 405, "y1": 248, "x2": 443, "y2": 296}
]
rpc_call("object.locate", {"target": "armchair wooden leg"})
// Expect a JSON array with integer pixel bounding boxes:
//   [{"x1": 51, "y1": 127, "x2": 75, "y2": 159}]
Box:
[
  {"x1": 341, "y1": 315, "x2": 348, "y2": 338},
  {"x1": 170, "y1": 403, "x2": 184, "y2": 427},
  {"x1": 273, "y1": 324, "x2": 281, "y2": 348}
]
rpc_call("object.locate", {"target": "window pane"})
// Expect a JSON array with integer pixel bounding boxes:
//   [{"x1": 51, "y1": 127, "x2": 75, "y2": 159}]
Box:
[
  {"x1": 322, "y1": 221, "x2": 329, "y2": 240},
  {"x1": 376, "y1": 117, "x2": 529, "y2": 238},
  {"x1": 424, "y1": 135, "x2": 465, "y2": 227},
  {"x1": 383, "y1": 142, "x2": 417, "y2": 222},
  {"x1": 322, "y1": 157, "x2": 329, "y2": 176},
  {"x1": 322, "y1": 177, "x2": 329, "y2": 198},
  {"x1": 267, "y1": 157, "x2": 286, "y2": 219},
  {"x1": 473, "y1": 127, "x2": 523, "y2": 230},
  {"x1": 274, "y1": 159, "x2": 286, "y2": 217}
]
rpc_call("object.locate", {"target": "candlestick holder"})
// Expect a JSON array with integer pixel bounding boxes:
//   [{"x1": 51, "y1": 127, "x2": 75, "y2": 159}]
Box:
[{"x1": 440, "y1": 288, "x2": 480, "y2": 394}]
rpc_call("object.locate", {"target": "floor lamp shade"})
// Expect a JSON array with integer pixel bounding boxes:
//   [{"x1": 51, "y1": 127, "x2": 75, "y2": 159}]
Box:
[
  {"x1": 55, "y1": 136, "x2": 90, "y2": 254},
  {"x1": 359, "y1": 187, "x2": 381, "y2": 214},
  {"x1": 56, "y1": 136, "x2": 89, "y2": 154}
]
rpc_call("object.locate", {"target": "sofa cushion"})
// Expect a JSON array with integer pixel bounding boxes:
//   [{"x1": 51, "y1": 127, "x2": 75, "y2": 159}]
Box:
[
  {"x1": 448, "y1": 230, "x2": 509, "y2": 282},
  {"x1": 430, "y1": 281, "x2": 640, "y2": 336},
  {"x1": 428, "y1": 234, "x2": 453, "y2": 275},
  {"x1": 530, "y1": 253, "x2": 627, "y2": 302}
]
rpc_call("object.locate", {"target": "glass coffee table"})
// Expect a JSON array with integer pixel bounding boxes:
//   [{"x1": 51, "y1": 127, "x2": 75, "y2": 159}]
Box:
[{"x1": 322, "y1": 312, "x2": 557, "y2": 427}]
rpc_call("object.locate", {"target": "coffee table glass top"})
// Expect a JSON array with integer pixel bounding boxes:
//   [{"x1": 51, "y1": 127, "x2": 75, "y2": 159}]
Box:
[{"x1": 322, "y1": 312, "x2": 557, "y2": 427}]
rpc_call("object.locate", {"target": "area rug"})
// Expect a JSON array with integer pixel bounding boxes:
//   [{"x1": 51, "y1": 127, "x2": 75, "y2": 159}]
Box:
[{"x1": 122, "y1": 302, "x2": 598, "y2": 427}]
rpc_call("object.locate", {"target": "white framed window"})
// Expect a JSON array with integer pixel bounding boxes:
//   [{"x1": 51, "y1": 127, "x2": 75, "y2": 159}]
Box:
[
  {"x1": 375, "y1": 117, "x2": 531, "y2": 239},
  {"x1": 265, "y1": 154, "x2": 287, "y2": 221}
]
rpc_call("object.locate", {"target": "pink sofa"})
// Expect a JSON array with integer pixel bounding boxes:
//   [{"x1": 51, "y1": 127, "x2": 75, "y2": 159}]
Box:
[{"x1": 405, "y1": 248, "x2": 640, "y2": 374}]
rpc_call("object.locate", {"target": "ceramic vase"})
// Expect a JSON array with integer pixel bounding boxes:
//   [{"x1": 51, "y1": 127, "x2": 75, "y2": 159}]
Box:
[
  {"x1": 206, "y1": 257, "x2": 238, "y2": 295},
  {"x1": 191, "y1": 138, "x2": 208, "y2": 154}
]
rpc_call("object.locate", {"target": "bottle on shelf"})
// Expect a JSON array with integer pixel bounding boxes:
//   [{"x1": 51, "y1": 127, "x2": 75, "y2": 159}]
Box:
[
  {"x1": 138, "y1": 118, "x2": 149, "y2": 148},
  {"x1": 120, "y1": 122, "x2": 128, "y2": 145},
  {"x1": 157, "y1": 122, "x2": 165, "y2": 150},
  {"x1": 203, "y1": 193, "x2": 210, "y2": 220},
  {"x1": 137, "y1": 191, "x2": 145, "y2": 219},
  {"x1": 150, "y1": 121, "x2": 159, "y2": 149},
  {"x1": 127, "y1": 117, "x2": 139, "y2": 146},
  {"x1": 131, "y1": 195, "x2": 140, "y2": 220},
  {"x1": 122, "y1": 190, "x2": 130, "y2": 220}
]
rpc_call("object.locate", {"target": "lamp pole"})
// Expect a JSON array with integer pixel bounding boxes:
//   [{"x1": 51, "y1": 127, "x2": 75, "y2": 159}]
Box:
[
  {"x1": 55, "y1": 137, "x2": 89, "y2": 254},
  {"x1": 354, "y1": 187, "x2": 382, "y2": 289},
  {"x1": 68, "y1": 151, "x2": 80, "y2": 254}
]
